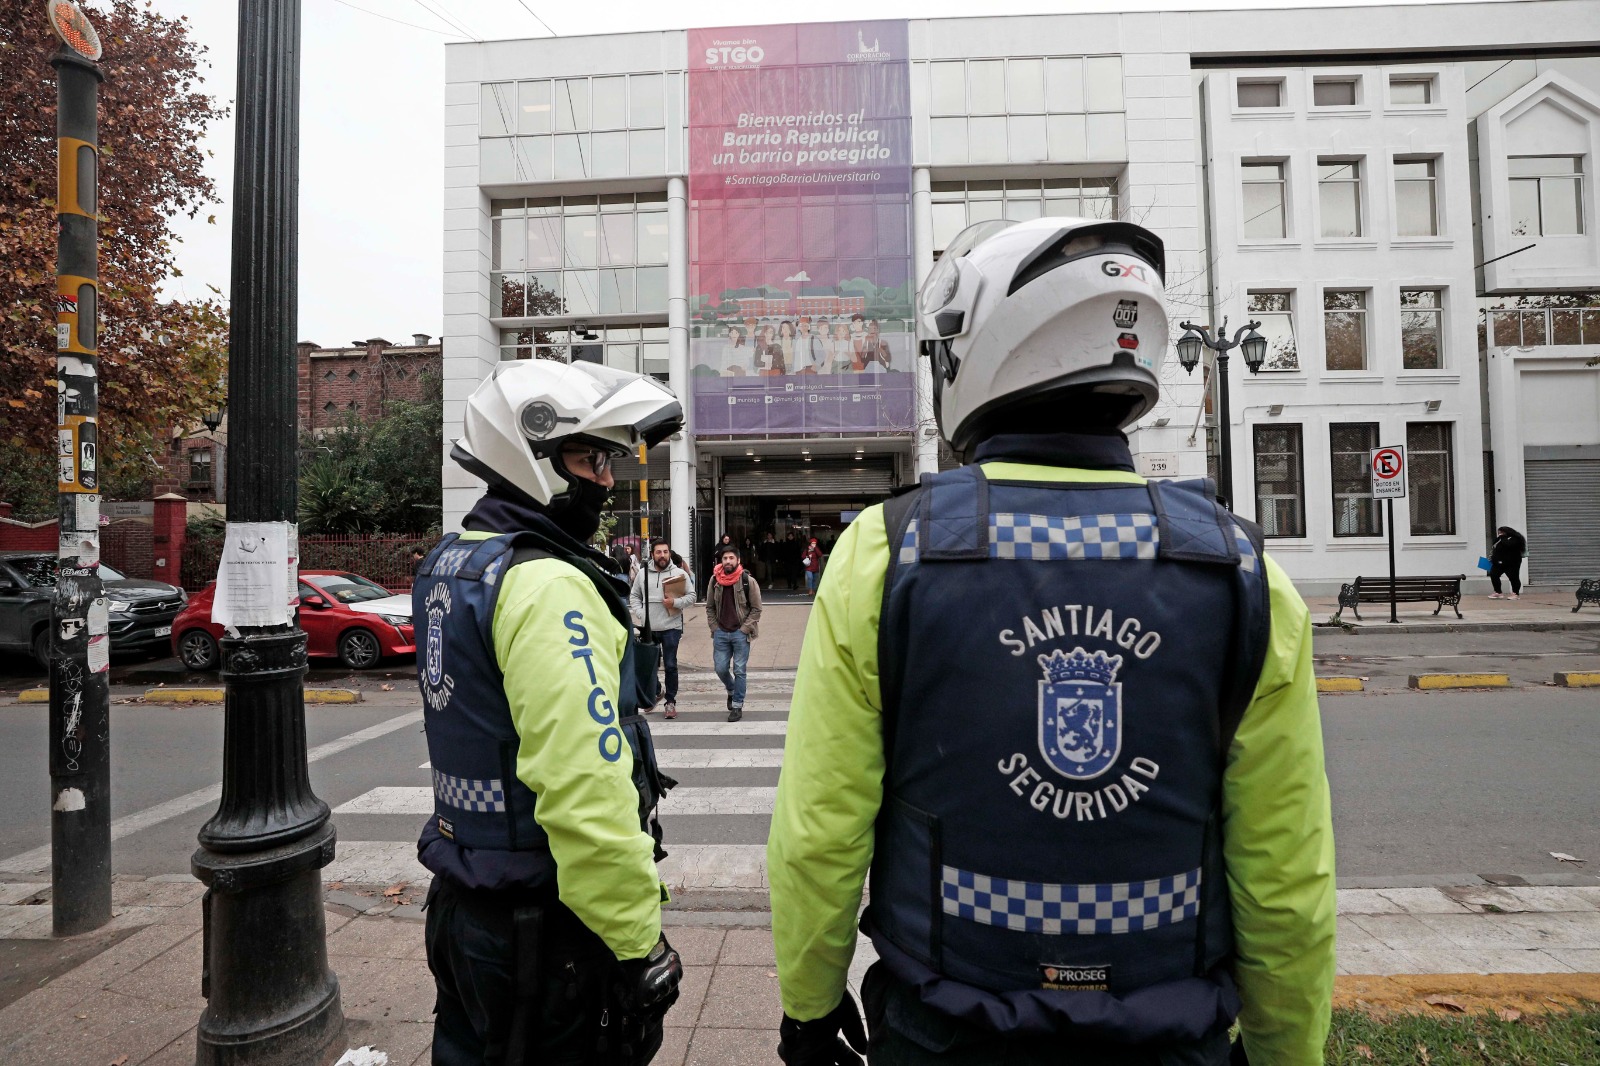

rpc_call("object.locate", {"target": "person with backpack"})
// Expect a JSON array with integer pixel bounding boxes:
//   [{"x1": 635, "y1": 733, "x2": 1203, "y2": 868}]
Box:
[
  {"x1": 767, "y1": 218, "x2": 1333, "y2": 1066},
  {"x1": 1487, "y1": 526, "x2": 1527, "y2": 599},
  {"x1": 704, "y1": 542, "x2": 761, "y2": 722}
]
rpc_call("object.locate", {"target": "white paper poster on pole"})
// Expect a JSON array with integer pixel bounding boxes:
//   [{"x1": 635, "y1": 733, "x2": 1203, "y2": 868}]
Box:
[
  {"x1": 212, "y1": 521, "x2": 294, "y2": 628},
  {"x1": 75, "y1": 493, "x2": 99, "y2": 529}
]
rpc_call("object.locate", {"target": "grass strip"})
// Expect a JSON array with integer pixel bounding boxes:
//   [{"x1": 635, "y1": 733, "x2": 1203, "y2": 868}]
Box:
[{"x1": 1324, "y1": 1004, "x2": 1600, "y2": 1065}]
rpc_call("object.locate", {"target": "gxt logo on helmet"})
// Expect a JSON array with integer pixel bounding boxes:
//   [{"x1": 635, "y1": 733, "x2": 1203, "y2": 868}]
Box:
[{"x1": 1101, "y1": 260, "x2": 1149, "y2": 282}]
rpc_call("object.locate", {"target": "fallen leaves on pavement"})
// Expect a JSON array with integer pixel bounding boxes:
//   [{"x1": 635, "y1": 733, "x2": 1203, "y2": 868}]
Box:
[{"x1": 1424, "y1": 994, "x2": 1465, "y2": 1012}]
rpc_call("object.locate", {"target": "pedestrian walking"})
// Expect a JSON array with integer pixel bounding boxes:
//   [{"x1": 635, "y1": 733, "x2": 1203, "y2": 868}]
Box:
[
  {"x1": 801, "y1": 538, "x2": 823, "y2": 597},
  {"x1": 631, "y1": 537, "x2": 696, "y2": 720},
  {"x1": 784, "y1": 531, "x2": 802, "y2": 590},
  {"x1": 704, "y1": 543, "x2": 761, "y2": 722},
  {"x1": 1488, "y1": 525, "x2": 1527, "y2": 599},
  {"x1": 414, "y1": 359, "x2": 684, "y2": 1064},
  {"x1": 767, "y1": 217, "x2": 1334, "y2": 1066}
]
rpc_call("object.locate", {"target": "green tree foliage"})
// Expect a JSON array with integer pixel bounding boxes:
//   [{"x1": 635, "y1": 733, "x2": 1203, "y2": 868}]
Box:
[{"x1": 297, "y1": 374, "x2": 443, "y2": 535}]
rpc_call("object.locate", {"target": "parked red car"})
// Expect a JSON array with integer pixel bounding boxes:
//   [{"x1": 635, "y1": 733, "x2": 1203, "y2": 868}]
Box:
[{"x1": 173, "y1": 571, "x2": 415, "y2": 671}]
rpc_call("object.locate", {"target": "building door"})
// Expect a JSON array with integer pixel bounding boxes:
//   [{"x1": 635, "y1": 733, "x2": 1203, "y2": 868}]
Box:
[{"x1": 1523, "y1": 456, "x2": 1600, "y2": 584}]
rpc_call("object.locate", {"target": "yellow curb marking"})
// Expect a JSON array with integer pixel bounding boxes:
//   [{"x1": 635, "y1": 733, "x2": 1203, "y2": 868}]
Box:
[
  {"x1": 15, "y1": 689, "x2": 50, "y2": 703},
  {"x1": 1316, "y1": 677, "x2": 1364, "y2": 693},
  {"x1": 1554, "y1": 671, "x2": 1600, "y2": 688},
  {"x1": 1408, "y1": 673, "x2": 1510, "y2": 690},
  {"x1": 142, "y1": 688, "x2": 362, "y2": 704},
  {"x1": 1335, "y1": 973, "x2": 1600, "y2": 1015}
]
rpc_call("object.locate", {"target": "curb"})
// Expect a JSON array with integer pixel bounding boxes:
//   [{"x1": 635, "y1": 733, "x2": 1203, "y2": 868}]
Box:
[
  {"x1": 1554, "y1": 671, "x2": 1600, "y2": 688},
  {"x1": 1334, "y1": 973, "x2": 1600, "y2": 1014},
  {"x1": 1316, "y1": 677, "x2": 1364, "y2": 693},
  {"x1": 16, "y1": 689, "x2": 48, "y2": 703},
  {"x1": 1315, "y1": 619, "x2": 1600, "y2": 635},
  {"x1": 1408, "y1": 673, "x2": 1511, "y2": 690},
  {"x1": 140, "y1": 687, "x2": 362, "y2": 704}
]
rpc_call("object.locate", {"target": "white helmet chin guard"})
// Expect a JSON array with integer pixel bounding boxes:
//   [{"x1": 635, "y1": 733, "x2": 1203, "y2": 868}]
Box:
[
  {"x1": 917, "y1": 216, "x2": 1169, "y2": 454},
  {"x1": 454, "y1": 360, "x2": 683, "y2": 506}
]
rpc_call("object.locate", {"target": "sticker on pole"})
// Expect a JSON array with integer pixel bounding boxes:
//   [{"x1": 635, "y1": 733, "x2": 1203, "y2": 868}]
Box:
[{"x1": 1371, "y1": 446, "x2": 1406, "y2": 499}]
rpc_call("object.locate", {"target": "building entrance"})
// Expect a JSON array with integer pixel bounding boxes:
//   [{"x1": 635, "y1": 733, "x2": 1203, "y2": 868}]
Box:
[{"x1": 719, "y1": 493, "x2": 888, "y2": 591}]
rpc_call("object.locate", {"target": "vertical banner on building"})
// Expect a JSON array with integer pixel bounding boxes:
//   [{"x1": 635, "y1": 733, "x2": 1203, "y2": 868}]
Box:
[{"x1": 688, "y1": 21, "x2": 914, "y2": 436}]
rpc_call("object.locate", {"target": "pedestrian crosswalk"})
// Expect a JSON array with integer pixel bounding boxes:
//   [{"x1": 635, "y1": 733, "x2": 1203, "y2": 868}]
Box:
[{"x1": 325, "y1": 696, "x2": 790, "y2": 894}]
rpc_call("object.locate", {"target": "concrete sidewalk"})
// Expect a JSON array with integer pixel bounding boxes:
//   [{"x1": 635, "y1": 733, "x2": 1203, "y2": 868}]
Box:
[
  {"x1": 3, "y1": 879, "x2": 1600, "y2": 1065},
  {"x1": 1306, "y1": 586, "x2": 1600, "y2": 634}
]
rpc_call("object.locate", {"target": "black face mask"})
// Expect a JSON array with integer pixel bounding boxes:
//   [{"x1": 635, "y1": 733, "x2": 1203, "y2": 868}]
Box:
[{"x1": 546, "y1": 476, "x2": 610, "y2": 542}]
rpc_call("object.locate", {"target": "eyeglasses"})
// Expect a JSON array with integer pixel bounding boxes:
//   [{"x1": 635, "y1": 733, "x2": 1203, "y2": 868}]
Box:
[{"x1": 560, "y1": 447, "x2": 613, "y2": 475}]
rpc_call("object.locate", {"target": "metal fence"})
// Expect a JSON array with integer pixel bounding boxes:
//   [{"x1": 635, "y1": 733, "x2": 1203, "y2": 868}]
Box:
[{"x1": 182, "y1": 534, "x2": 435, "y2": 592}]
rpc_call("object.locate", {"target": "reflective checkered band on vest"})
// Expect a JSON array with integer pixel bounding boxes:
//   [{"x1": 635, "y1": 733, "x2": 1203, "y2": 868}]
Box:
[
  {"x1": 1232, "y1": 523, "x2": 1259, "y2": 573},
  {"x1": 433, "y1": 769, "x2": 508, "y2": 813},
  {"x1": 992, "y1": 513, "x2": 1157, "y2": 560},
  {"x1": 898, "y1": 519, "x2": 920, "y2": 565},
  {"x1": 941, "y1": 865, "x2": 1202, "y2": 935}
]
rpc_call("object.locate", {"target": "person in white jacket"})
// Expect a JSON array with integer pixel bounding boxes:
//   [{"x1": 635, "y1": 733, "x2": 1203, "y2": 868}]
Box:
[{"x1": 630, "y1": 538, "x2": 697, "y2": 719}]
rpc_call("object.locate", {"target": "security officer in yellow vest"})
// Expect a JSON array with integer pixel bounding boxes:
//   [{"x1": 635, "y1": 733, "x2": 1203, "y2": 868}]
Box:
[
  {"x1": 768, "y1": 218, "x2": 1335, "y2": 1066},
  {"x1": 415, "y1": 360, "x2": 685, "y2": 1065}
]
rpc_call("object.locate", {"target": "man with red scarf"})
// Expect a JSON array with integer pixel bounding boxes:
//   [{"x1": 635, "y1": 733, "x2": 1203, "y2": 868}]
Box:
[{"x1": 704, "y1": 543, "x2": 762, "y2": 722}]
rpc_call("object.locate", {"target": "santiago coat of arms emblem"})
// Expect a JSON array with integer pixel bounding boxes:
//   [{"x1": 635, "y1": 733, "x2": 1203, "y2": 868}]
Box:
[{"x1": 1038, "y1": 647, "x2": 1123, "y2": 781}]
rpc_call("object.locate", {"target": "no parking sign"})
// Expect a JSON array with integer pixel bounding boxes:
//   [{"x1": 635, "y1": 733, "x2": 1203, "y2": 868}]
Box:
[{"x1": 1371, "y1": 446, "x2": 1406, "y2": 499}]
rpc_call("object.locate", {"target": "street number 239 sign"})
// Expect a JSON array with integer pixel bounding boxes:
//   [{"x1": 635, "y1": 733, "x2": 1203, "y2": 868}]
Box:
[{"x1": 1371, "y1": 446, "x2": 1407, "y2": 499}]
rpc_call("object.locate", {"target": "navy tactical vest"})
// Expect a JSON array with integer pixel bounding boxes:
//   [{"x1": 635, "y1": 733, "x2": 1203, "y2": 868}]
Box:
[
  {"x1": 866, "y1": 454, "x2": 1270, "y2": 1044},
  {"x1": 414, "y1": 530, "x2": 672, "y2": 890}
]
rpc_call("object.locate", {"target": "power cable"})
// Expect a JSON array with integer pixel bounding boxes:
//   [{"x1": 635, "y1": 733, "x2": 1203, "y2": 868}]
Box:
[
  {"x1": 329, "y1": 0, "x2": 465, "y2": 36},
  {"x1": 511, "y1": 0, "x2": 559, "y2": 37},
  {"x1": 411, "y1": 0, "x2": 481, "y2": 40}
]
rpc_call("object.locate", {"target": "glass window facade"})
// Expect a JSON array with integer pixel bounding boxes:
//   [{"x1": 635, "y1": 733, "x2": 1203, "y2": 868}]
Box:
[
  {"x1": 1241, "y1": 161, "x2": 1286, "y2": 239},
  {"x1": 930, "y1": 178, "x2": 1118, "y2": 253},
  {"x1": 926, "y1": 55, "x2": 1124, "y2": 164},
  {"x1": 1509, "y1": 156, "x2": 1585, "y2": 236},
  {"x1": 499, "y1": 324, "x2": 669, "y2": 378},
  {"x1": 479, "y1": 73, "x2": 678, "y2": 181},
  {"x1": 1329, "y1": 423, "x2": 1381, "y2": 536},
  {"x1": 1318, "y1": 158, "x2": 1363, "y2": 237},
  {"x1": 1407, "y1": 422, "x2": 1456, "y2": 536},
  {"x1": 1253, "y1": 425, "x2": 1306, "y2": 538},
  {"x1": 1248, "y1": 291, "x2": 1298, "y2": 370},
  {"x1": 1394, "y1": 157, "x2": 1438, "y2": 237},
  {"x1": 491, "y1": 194, "x2": 669, "y2": 318},
  {"x1": 1400, "y1": 289, "x2": 1444, "y2": 369},
  {"x1": 1324, "y1": 290, "x2": 1368, "y2": 370}
]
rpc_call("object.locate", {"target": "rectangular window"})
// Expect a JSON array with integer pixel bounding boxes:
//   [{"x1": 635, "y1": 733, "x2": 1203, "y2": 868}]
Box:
[
  {"x1": 481, "y1": 82, "x2": 514, "y2": 137},
  {"x1": 1407, "y1": 423, "x2": 1456, "y2": 536},
  {"x1": 1253, "y1": 425, "x2": 1306, "y2": 538},
  {"x1": 1318, "y1": 158, "x2": 1363, "y2": 237},
  {"x1": 1313, "y1": 77, "x2": 1359, "y2": 107},
  {"x1": 489, "y1": 196, "x2": 672, "y2": 317},
  {"x1": 1390, "y1": 75, "x2": 1434, "y2": 105},
  {"x1": 1509, "y1": 156, "x2": 1585, "y2": 236},
  {"x1": 929, "y1": 179, "x2": 1118, "y2": 253},
  {"x1": 1237, "y1": 79, "x2": 1283, "y2": 108},
  {"x1": 1247, "y1": 291, "x2": 1299, "y2": 370},
  {"x1": 1400, "y1": 289, "x2": 1444, "y2": 369},
  {"x1": 188, "y1": 448, "x2": 213, "y2": 487},
  {"x1": 1241, "y1": 161, "x2": 1286, "y2": 239},
  {"x1": 1394, "y1": 158, "x2": 1439, "y2": 237},
  {"x1": 1324, "y1": 290, "x2": 1368, "y2": 370},
  {"x1": 1330, "y1": 424, "x2": 1382, "y2": 536},
  {"x1": 518, "y1": 80, "x2": 552, "y2": 134},
  {"x1": 930, "y1": 62, "x2": 966, "y2": 115}
]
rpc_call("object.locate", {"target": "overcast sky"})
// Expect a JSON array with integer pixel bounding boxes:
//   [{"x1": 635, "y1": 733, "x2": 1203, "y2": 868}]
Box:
[{"x1": 148, "y1": 0, "x2": 1508, "y2": 345}]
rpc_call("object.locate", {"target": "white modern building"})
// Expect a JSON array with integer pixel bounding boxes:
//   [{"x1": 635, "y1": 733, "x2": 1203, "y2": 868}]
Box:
[{"x1": 442, "y1": 1, "x2": 1600, "y2": 590}]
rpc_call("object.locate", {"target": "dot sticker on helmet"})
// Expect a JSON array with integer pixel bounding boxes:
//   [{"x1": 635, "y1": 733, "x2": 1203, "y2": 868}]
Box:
[{"x1": 1113, "y1": 300, "x2": 1138, "y2": 329}]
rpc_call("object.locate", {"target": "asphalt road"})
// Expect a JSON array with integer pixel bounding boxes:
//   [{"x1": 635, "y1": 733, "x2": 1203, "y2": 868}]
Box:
[{"x1": 0, "y1": 628, "x2": 1595, "y2": 894}]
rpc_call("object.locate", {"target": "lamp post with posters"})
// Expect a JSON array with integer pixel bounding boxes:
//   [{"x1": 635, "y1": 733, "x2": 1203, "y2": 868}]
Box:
[
  {"x1": 45, "y1": 0, "x2": 111, "y2": 938},
  {"x1": 1175, "y1": 318, "x2": 1268, "y2": 508},
  {"x1": 188, "y1": 1, "x2": 345, "y2": 1062}
]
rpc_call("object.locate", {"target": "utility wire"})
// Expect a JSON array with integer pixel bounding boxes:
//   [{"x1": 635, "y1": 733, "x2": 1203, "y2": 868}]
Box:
[
  {"x1": 512, "y1": 0, "x2": 560, "y2": 37},
  {"x1": 329, "y1": 0, "x2": 466, "y2": 36},
  {"x1": 411, "y1": 0, "x2": 482, "y2": 41}
]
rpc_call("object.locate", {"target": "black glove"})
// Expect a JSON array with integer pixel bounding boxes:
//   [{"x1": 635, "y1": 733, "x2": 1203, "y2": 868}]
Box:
[
  {"x1": 778, "y1": 991, "x2": 868, "y2": 1066},
  {"x1": 617, "y1": 933, "x2": 683, "y2": 1016}
]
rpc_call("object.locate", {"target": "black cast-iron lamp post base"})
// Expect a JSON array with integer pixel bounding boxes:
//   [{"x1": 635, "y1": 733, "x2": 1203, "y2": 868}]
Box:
[{"x1": 192, "y1": 629, "x2": 344, "y2": 1065}]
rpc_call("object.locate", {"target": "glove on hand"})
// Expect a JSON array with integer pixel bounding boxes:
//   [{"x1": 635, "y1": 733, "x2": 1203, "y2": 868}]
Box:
[
  {"x1": 618, "y1": 933, "x2": 683, "y2": 1015},
  {"x1": 778, "y1": 991, "x2": 868, "y2": 1066}
]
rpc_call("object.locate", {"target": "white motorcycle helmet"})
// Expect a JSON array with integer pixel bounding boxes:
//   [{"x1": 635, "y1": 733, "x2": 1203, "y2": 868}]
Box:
[
  {"x1": 918, "y1": 217, "x2": 1168, "y2": 455},
  {"x1": 452, "y1": 359, "x2": 683, "y2": 506}
]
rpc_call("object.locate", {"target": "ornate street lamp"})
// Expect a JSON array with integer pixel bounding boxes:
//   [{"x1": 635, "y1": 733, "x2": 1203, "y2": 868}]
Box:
[
  {"x1": 201, "y1": 405, "x2": 225, "y2": 434},
  {"x1": 1175, "y1": 317, "x2": 1265, "y2": 508}
]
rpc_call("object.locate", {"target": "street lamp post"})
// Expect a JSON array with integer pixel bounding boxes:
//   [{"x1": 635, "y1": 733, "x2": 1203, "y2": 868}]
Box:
[
  {"x1": 189, "y1": 2, "x2": 345, "y2": 1063},
  {"x1": 1176, "y1": 318, "x2": 1268, "y2": 509}
]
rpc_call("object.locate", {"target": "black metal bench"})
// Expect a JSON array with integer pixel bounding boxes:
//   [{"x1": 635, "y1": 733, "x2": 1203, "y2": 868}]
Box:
[
  {"x1": 1576, "y1": 579, "x2": 1600, "y2": 613},
  {"x1": 1336, "y1": 574, "x2": 1466, "y2": 621}
]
